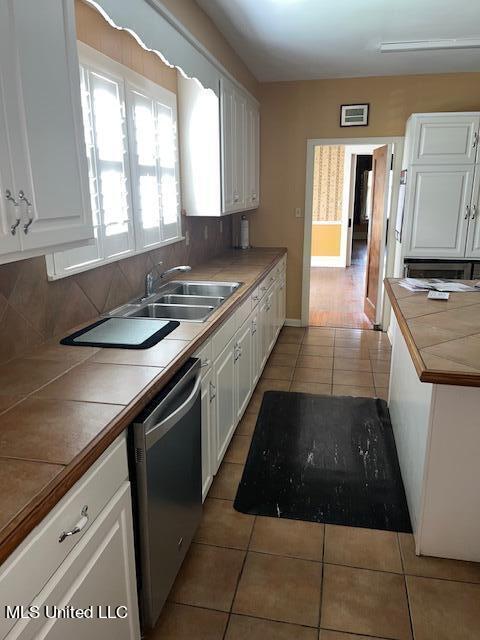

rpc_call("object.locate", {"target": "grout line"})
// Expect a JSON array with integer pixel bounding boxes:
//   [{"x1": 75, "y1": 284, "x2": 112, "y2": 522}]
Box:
[{"x1": 318, "y1": 523, "x2": 327, "y2": 630}]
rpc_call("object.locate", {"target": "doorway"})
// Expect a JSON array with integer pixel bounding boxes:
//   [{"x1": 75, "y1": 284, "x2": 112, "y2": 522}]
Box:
[{"x1": 302, "y1": 137, "x2": 403, "y2": 330}]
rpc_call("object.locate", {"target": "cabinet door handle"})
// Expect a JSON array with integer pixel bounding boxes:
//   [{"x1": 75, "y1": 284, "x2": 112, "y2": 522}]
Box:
[
  {"x1": 472, "y1": 204, "x2": 477, "y2": 220},
  {"x1": 18, "y1": 191, "x2": 33, "y2": 234},
  {"x1": 252, "y1": 295, "x2": 259, "y2": 301},
  {"x1": 209, "y1": 382, "x2": 216, "y2": 401},
  {"x1": 473, "y1": 132, "x2": 479, "y2": 149},
  {"x1": 252, "y1": 192, "x2": 257, "y2": 201},
  {"x1": 59, "y1": 506, "x2": 89, "y2": 543},
  {"x1": 465, "y1": 204, "x2": 471, "y2": 220},
  {"x1": 201, "y1": 359, "x2": 211, "y2": 368},
  {"x1": 5, "y1": 190, "x2": 20, "y2": 235}
]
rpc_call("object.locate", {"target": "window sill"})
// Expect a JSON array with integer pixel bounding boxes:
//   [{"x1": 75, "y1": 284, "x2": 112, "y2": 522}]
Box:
[{"x1": 46, "y1": 235, "x2": 185, "y2": 281}]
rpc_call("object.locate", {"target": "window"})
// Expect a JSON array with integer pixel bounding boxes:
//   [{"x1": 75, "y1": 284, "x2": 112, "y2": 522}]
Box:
[{"x1": 47, "y1": 44, "x2": 182, "y2": 279}]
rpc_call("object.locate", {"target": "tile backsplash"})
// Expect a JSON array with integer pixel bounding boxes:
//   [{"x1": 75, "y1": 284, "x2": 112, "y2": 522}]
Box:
[{"x1": 0, "y1": 216, "x2": 232, "y2": 365}]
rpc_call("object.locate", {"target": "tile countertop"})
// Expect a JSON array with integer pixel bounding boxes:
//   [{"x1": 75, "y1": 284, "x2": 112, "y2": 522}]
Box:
[
  {"x1": 0, "y1": 247, "x2": 286, "y2": 564},
  {"x1": 385, "y1": 278, "x2": 480, "y2": 387}
]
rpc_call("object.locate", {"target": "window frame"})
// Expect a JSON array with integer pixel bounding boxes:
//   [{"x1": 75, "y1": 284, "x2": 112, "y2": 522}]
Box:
[{"x1": 46, "y1": 42, "x2": 183, "y2": 280}]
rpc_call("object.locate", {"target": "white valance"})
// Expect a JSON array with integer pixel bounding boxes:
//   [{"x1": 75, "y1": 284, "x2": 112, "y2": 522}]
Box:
[{"x1": 86, "y1": 0, "x2": 221, "y2": 94}]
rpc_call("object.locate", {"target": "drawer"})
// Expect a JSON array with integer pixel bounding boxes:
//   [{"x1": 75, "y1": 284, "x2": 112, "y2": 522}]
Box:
[
  {"x1": 194, "y1": 339, "x2": 212, "y2": 377},
  {"x1": 212, "y1": 311, "x2": 237, "y2": 360},
  {"x1": 235, "y1": 295, "x2": 252, "y2": 331},
  {"x1": 0, "y1": 435, "x2": 128, "y2": 639}
]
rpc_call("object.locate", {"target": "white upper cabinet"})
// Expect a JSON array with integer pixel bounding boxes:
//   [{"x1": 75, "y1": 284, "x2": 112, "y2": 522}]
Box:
[
  {"x1": 178, "y1": 73, "x2": 260, "y2": 217},
  {"x1": 466, "y1": 165, "x2": 480, "y2": 258},
  {"x1": 0, "y1": 0, "x2": 21, "y2": 257},
  {"x1": 407, "y1": 114, "x2": 480, "y2": 166},
  {"x1": 405, "y1": 165, "x2": 474, "y2": 258},
  {"x1": 220, "y1": 78, "x2": 236, "y2": 213},
  {"x1": 245, "y1": 99, "x2": 260, "y2": 208},
  {"x1": 0, "y1": 0, "x2": 93, "y2": 264},
  {"x1": 402, "y1": 112, "x2": 480, "y2": 260}
]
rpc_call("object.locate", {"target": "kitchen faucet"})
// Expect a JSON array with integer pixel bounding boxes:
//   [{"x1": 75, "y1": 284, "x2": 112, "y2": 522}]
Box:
[{"x1": 145, "y1": 263, "x2": 192, "y2": 297}]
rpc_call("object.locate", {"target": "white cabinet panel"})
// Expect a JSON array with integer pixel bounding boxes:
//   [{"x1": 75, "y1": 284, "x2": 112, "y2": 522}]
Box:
[
  {"x1": 405, "y1": 165, "x2": 474, "y2": 258},
  {"x1": 251, "y1": 308, "x2": 261, "y2": 387},
  {"x1": 235, "y1": 318, "x2": 253, "y2": 421},
  {"x1": 466, "y1": 164, "x2": 480, "y2": 258},
  {"x1": 233, "y1": 88, "x2": 246, "y2": 211},
  {"x1": 410, "y1": 114, "x2": 480, "y2": 165},
  {"x1": 0, "y1": 0, "x2": 21, "y2": 257},
  {"x1": 200, "y1": 368, "x2": 215, "y2": 501},
  {"x1": 245, "y1": 99, "x2": 260, "y2": 209},
  {"x1": 213, "y1": 338, "x2": 236, "y2": 469},
  {"x1": 1, "y1": 0, "x2": 92, "y2": 255},
  {"x1": 7, "y1": 484, "x2": 140, "y2": 640},
  {"x1": 220, "y1": 78, "x2": 236, "y2": 214}
]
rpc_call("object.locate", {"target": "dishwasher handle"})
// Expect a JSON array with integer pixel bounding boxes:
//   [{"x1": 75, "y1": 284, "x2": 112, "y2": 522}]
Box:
[{"x1": 144, "y1": 368, "x2": 201, "y2": 450}]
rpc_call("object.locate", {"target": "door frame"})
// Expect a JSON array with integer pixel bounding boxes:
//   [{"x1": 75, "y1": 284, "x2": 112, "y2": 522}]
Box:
[{"x1": 302, "y1": 136, "x2": 404, "y2": 328}]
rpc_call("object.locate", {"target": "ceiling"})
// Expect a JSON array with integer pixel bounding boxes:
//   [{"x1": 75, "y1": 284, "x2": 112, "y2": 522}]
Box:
[{"x1": 196, "y1": 0, "x2": 480, "y2": 81}]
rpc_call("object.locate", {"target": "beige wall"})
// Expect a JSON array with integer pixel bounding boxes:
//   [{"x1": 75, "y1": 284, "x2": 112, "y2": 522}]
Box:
[
  {"x1": 251, "y1": 73, "x2": 480, "y2": 319},
  {"x1": 158, "y1": 0, "x2": 259, "y2": 97}
]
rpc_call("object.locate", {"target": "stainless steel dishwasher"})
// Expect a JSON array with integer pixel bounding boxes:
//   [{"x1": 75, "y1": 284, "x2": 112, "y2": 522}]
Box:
[{"x1": 131, "y1": 358, "x2": 202, "y2": 629}]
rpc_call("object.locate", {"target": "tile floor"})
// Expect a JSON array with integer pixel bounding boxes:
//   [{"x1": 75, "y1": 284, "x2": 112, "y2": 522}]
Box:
[{"x1": 148, "y1": 327, "x2": 480, "y2": 640}]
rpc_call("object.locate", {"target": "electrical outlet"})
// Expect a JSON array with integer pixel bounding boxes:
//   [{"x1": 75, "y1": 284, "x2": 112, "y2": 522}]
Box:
[
  {"x1": 204, "y1": 225, "x2": 208, "y2": 240},
  {"x1": 295, "y1": 207, "x2": 302, "y2": 218},
  {"x1": 185, "y1": 230, "x2": 190, "y2": 246}
]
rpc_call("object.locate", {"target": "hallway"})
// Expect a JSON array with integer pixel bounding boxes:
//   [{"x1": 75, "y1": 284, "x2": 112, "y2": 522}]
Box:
[{"x1": 309, "y1": 240, "x2": 372, "y2": 329}]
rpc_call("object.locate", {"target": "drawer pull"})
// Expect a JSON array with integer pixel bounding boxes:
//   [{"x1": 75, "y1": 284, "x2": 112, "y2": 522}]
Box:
[
  {"x1": 59, "y1": 505, "x2": 89, "y2": 543},
  {"x1": 201, "y1": 359, "x2": 211, "y2": 368}
]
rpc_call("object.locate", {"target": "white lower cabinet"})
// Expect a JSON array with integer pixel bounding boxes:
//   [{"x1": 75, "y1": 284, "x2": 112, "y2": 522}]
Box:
[
  {"x1": 235, "y1": 317, "x2": 253, "y2": 422},
  {"x1": 0, "y1": 435, "x2": 140, "y2": 640},
  {"x1": 207, "y1": 258, "x2": 287, "y2": 474},
  {"x1": 251, "y1": 309, "x2": 261, "y2": 388},
  {"x1": 9, "y1": 484, "x2": 139, "y2": 640},
  {"x1": 213, "y1": 337, "x2": 237, "y2": 470},
  {"x1": 200, "y1": 368, "x2": 216, "y2": 501}
]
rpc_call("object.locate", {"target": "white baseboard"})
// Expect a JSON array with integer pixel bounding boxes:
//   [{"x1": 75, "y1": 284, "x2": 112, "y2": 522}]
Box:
[{"x1": 285, "y1": 318, "x2": 302, "y2": 327}]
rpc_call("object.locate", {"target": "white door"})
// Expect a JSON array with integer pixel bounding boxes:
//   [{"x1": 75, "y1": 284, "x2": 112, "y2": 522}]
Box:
[
  {"x1": 466, "y1": 165, "x2": 480, "y2": 258},
  {"x1": 405, "y1": 165, "x2": 474, "y2": 258},
  {"x1": 245, "y1": 99, "x2": 260, "y2": 210},
  {"x1": 235, "y1": 319, "x2": 253, "y2": 421},
  {"x1": 200, "y1": 369, "x2": 215, "y2": 501},
  {"x1": 10, "y1": 484, "x2": 140, "y2": 640},
  {"x1": 213, "y1": 339, "x2": 236, "y2": 469},
  {"x1": 4, "y1": 0, "x2": 92, "y2": 252},
  {"x1": 266, "y1": 287, "x2": 276, "y2": 354},
  {"x1": 278, "y1": 273, "x2": 286, "y2": 329},
  {"x1": 410, "y1": 115, "x2": 480, "y2": 165},
  {"x1": 233, "y1": 88, "x2": 246, "y2": 211},
  {"x1": 0, "y1": 0, "x2": 21, "y2": 258},
  {"x1": 251, "y1": 309, "x2": 261, "y2": 387},
  {"x1": 220, "y1": 78, "x2": 236, "y2": 213},
  {"x1": 259, "y1": 296, "x2": 269, "y2": 370}
]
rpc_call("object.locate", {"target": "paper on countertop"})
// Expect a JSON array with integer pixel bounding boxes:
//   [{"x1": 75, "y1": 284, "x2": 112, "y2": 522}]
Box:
[{"x1": 398, "y1": 278, "x2": 480, "y2": 293}]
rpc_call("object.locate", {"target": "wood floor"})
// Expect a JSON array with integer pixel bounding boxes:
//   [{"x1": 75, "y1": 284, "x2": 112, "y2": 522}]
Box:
[{"x1": 309, "y1": 240, "x2": 372, "y2": 329}]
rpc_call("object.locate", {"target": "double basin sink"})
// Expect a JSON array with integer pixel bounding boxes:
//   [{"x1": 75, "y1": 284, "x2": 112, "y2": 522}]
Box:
[{"x1": 109, "y1": 281, "x2": 242, "y2": 322}]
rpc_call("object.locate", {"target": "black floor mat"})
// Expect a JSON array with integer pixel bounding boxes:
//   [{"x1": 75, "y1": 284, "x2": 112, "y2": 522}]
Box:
[{"x1": 234, "y1": 391, "x2": 412, "y2": 533}]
